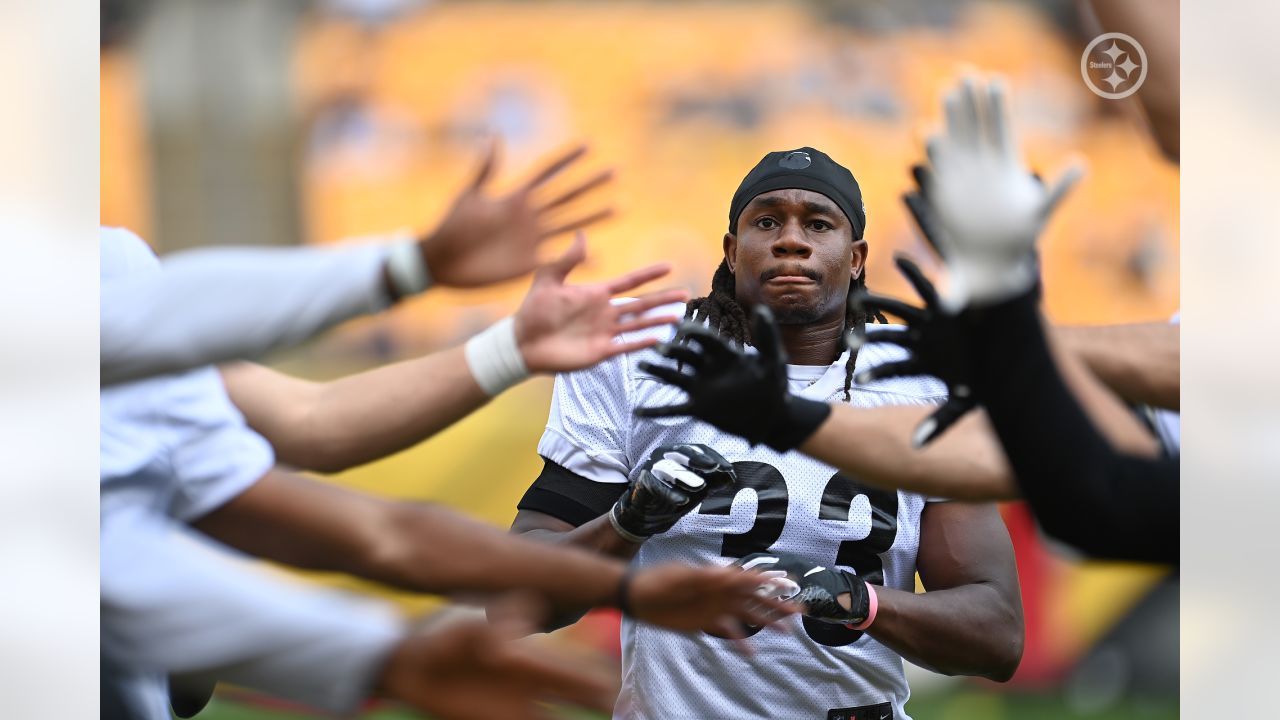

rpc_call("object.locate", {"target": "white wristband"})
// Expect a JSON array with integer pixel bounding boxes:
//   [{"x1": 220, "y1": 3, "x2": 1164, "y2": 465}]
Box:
[
  {"x1": 386, "y1": 240, "x2": 432, "y2": 299},
  {"x1": 464, "y1": 317, "x2": 530, "y2": 396}
]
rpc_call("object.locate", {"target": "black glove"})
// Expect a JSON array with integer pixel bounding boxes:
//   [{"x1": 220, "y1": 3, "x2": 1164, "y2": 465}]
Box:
[
  {"x1": 609, "y1": 443, "x2": 736, "y2": 543},
  {"x1": 849, "y1": 254, "x2": 978, "y2": 447},
  {"x1": 633, "y1": 305, "x2": 832, "y2": 452},
  {"x1": 737, "y1": 551, "x2": 871, "y2": 626},
  {"x1": 904, "y1": 163, "x2": 948, "y2": 258}
]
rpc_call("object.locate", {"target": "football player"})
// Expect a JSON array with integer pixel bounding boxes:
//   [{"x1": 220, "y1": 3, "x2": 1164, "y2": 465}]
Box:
[{"x1": 513, "y1": 147, "x2": 1023, "y2": 719}]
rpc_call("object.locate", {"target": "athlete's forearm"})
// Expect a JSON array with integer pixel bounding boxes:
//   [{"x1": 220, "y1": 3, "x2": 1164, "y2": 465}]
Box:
[
  {"x1": 223, "y1": 346, "x2": 491, "y2": 474},
  {"x1": 865, "y1": 583, "x2": 1022, "y2": 681},
  {"x1": 515, "y1": 514, "x2": 643, "y2": 561},
  {"x1": 102, "y1": 240, "x2": 400, "y2": 386},
  {"x1": 195, "y1": 472, "x2": 628, "y2": 611},
  {"x1": 799, "y1": 405, "x2": 1017, "y2": 501},
  {"x1": 1051, "y1": 329, "x2": 1161, "y2": 457},
  {"x1": 371, "y1": 503, "x2": 629, "y2": 607},
  {"x1": 510, "y1": 512, "x2": 643, "y2": 629},
  {"x1": 1056, "y1": 322, "x2": 1179, "y2": 410}
]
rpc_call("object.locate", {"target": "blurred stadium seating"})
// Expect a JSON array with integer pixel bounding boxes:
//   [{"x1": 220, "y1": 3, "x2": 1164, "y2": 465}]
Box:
[{"x1": 99, "y1": 2, "x2": 1178, "y2": 717}]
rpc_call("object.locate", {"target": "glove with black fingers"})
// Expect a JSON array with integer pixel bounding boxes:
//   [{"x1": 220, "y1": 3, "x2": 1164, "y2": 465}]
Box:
[
  {"x1": 608, "y1": 444, "x2": 736, "y2": 544},
  {"x1": 736, "y1": 552, "x2": 873, "y2": 627},
  {"x1": 633, "y1": 305, "x2": 832, "y2": 452},
  {"x1": 849, "y1": 254, "x2": 978, "y2": 448}
]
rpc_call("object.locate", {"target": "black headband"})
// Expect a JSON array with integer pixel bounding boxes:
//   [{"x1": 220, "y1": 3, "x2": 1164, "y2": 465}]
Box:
[{"x1": 728, "y1": 147, "x2": 866, "y2": 239}]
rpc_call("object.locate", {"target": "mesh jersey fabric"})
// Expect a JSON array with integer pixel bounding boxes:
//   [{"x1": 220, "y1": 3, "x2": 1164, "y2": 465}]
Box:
[{"x1": 537, "y1": 302, "x2": 948, "y2": 720}]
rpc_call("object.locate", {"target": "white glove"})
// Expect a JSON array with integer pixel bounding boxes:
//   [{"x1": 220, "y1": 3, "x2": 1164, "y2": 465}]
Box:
[{"x1": 922, "y1": 75, "x2": 1083, "y2": 308}]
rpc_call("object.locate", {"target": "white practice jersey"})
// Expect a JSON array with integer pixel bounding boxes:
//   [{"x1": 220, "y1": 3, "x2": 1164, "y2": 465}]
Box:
[{"x1": 538, "y1": 303, "x2": 948, "y2": 720}]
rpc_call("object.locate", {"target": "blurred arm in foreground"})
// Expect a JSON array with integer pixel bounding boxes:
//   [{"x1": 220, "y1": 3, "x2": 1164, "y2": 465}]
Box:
[
  {"x1": 101, "y1": 142, "x2": 613, "y2": 385},
  {"x1": 855, "y1": 75, "x2": 1177, "y2": 563},
  {"x1": 102, "y1": 507, "x2": 617, "y2": 720},
  {"x1": 221, "y1": 233, "x2": 687, "y2": 473}
]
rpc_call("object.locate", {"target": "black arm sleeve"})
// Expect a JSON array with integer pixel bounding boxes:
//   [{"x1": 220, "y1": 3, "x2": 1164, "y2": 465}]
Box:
[
  {"x1": 968, "y1": 294, "x2": 1178, "y2": 564},
  {"x1": 516, "y1": 459, "x2": 628, "y2": 528}
]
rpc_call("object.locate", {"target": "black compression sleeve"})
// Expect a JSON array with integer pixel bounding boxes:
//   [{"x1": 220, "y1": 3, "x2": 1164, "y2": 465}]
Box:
[
  {"x1": 968, "y1": 294, "x2": 1178, "y2": 564},
  {"x1": 516, "y1": 459, "x2": 628, "y2": 528}
]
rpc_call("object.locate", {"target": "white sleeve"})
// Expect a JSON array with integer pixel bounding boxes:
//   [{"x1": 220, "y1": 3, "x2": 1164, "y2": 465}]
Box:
[
  {"x1": 161, "y1": 367, "x2": 277, "y2": 521},
  {"x1": 101, "y1": 507, "x2": 405, "y2": 715},
  {"x1": 100, "y1": 228, "x2": 399, "y2": 386},
  {"x1": 537, "y1": 354, "x2": 635, "y2": 485}
]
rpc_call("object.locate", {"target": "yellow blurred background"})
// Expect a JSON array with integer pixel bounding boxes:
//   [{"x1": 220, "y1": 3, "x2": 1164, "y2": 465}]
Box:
[{"x1": 100, "y1": 1, "x2": 1177, "y2": 716}]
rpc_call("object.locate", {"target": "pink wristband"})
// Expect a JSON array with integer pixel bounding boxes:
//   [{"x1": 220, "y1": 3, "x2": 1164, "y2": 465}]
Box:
[{"x1": 849, "y1": 584, "x2": 879, "y2": 631}]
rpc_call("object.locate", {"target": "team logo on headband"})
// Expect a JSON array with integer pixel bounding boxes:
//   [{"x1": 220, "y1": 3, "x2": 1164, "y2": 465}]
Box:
[{"x1": 779, "y1": 151, "x2": 812, "y2": 170}]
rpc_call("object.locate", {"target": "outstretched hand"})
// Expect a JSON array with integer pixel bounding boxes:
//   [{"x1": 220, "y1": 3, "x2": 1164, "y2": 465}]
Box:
[
  {"x1": 378, "y1": 600, "x2": 618, "y2": 720},
  {"x1": 634, "y1": 306, "x2": 831, "y2": 453},
  {"x1": 628, "y1": 564, "x2": 800, "y2": 638},
  {"x1": 513, "y1": 233, "x2": 689, "y2": 374},
  {"x1": 420, "y1": 141, "x2": 615, "y2": 289},
  {"x1": 917, "y1": 75, "x2": 1082, "y2": 307},
  {"x1": 850, "y1": 255, "x2": 977, "y2": 447}
]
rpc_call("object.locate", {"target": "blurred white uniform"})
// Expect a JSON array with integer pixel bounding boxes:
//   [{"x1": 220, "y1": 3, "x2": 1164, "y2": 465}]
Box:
[
  {"x1": 100, "y1": 226, "x2": 399, "y2": 385},
  {"x1": 100, "y1": 231, "x2": 403, "y2": 719},
  {"x1": 538, "y1": 304, "x2": 947, "y2": 720}
]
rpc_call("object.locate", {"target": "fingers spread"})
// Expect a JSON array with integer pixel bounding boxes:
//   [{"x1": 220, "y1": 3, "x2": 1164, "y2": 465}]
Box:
[
  {"x1": 751, "y1": 306, "x2": 785, "y2": 367},
  {"x1": 983, "y1": 78, "x2": 1014, "y2": 158},
  {"x1": 893, "y1": 254, "x2": 940, "y2": 308},
  {"x1": 852, "y1": 292, "x2": 925, "y2": 324},
  {"x1": 633, "y1": 401, "x2": 694, "y2": 419},
  {"x1": 912, "y1": 396, "x2": 977, "y2": 448},
  {"x1": 615, "y1": 288, "x2": 688, "y2": 319},
  {"x1": 677, "y1": 325, "x2": 738, "y2": 363},
  {"x1": 539, "y1": 208, "x2": 615, "y2": 240},
  {"x1": 636, "y1": 361, "x2": 695, "y2": 389},
  {"x1": 615, "y1": 314, "x2": 681, "y2": 337},
  {"x1": 468, "y1": 136, "x2": 500, "y2": 191},
  {"x1": 854, "y1": 359, "x2": 921, "y2": 386},
  {"x1": 602, "y1": 337, "x2": 663, "y2": 360},
  {"x1": 655, "y1": 342, "x2": 707, "y2": 369},
  {"x1": 538, "y1": 231, "x2": 588, "y2": 283},
  {"x1": 521, "y1": 144, "x2": 588, "y2": 193},
  {"x1": 604, "y1": 263, "x2": 673, "y2": 295},
  {"x1": 1042, "y1": 162, "x2": 1085, "y2": 218},
  {"x1": 537, "y1": 169, "x2": 615, "y2": 213},
  {"x1": 860, "y1": 326, "x2": 914, "y2": 351}
]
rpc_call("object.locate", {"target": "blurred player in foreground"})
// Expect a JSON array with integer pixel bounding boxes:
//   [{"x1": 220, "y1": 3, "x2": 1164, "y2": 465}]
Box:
[
  {"x1": 101, "y1": 142, "x2": 612, "y2": 384},
  {"x1": 514, "y1": 147, "x2": 1023, "y2": 719},
  {"x1": 101, "y1": 144, "x2": 797, "y2": 720},
  {"x1": 851, "y1": 75, "x2": 1176, "y2": 563}
]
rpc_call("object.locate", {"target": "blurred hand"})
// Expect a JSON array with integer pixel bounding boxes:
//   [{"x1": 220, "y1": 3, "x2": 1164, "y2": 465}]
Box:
[
  {"x1": 513, "y1": 232, "x2": 689, "y2": 374},
  {"x1": 627, "y1": 564, "x2": 800, "y2": 638},
  {"x1": 850, "y1": 255, "x2": 978, "y2": 447},
  {"x1": 921, "y1": 75, "x2": 1082, "y2": 307},
  {"x1": 377, "y1": 602, "x2": 617, "y2": 720},
  {"x1": 635, "y1": 306, "x2": 832, "y2": 452},
  {"x1": 420, "y1": 141, "x2": 614, "y2": 289}
]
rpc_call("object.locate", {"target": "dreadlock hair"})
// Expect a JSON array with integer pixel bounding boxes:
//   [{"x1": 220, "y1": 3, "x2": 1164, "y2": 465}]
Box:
[{"x1": 682, "y1": 260, "x2": 887, "y2": 401}]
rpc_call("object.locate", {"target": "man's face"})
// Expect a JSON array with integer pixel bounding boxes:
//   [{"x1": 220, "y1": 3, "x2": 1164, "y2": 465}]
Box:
[{"x1": 724, "y1": 189, "x2": 867, "y2": 324}]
